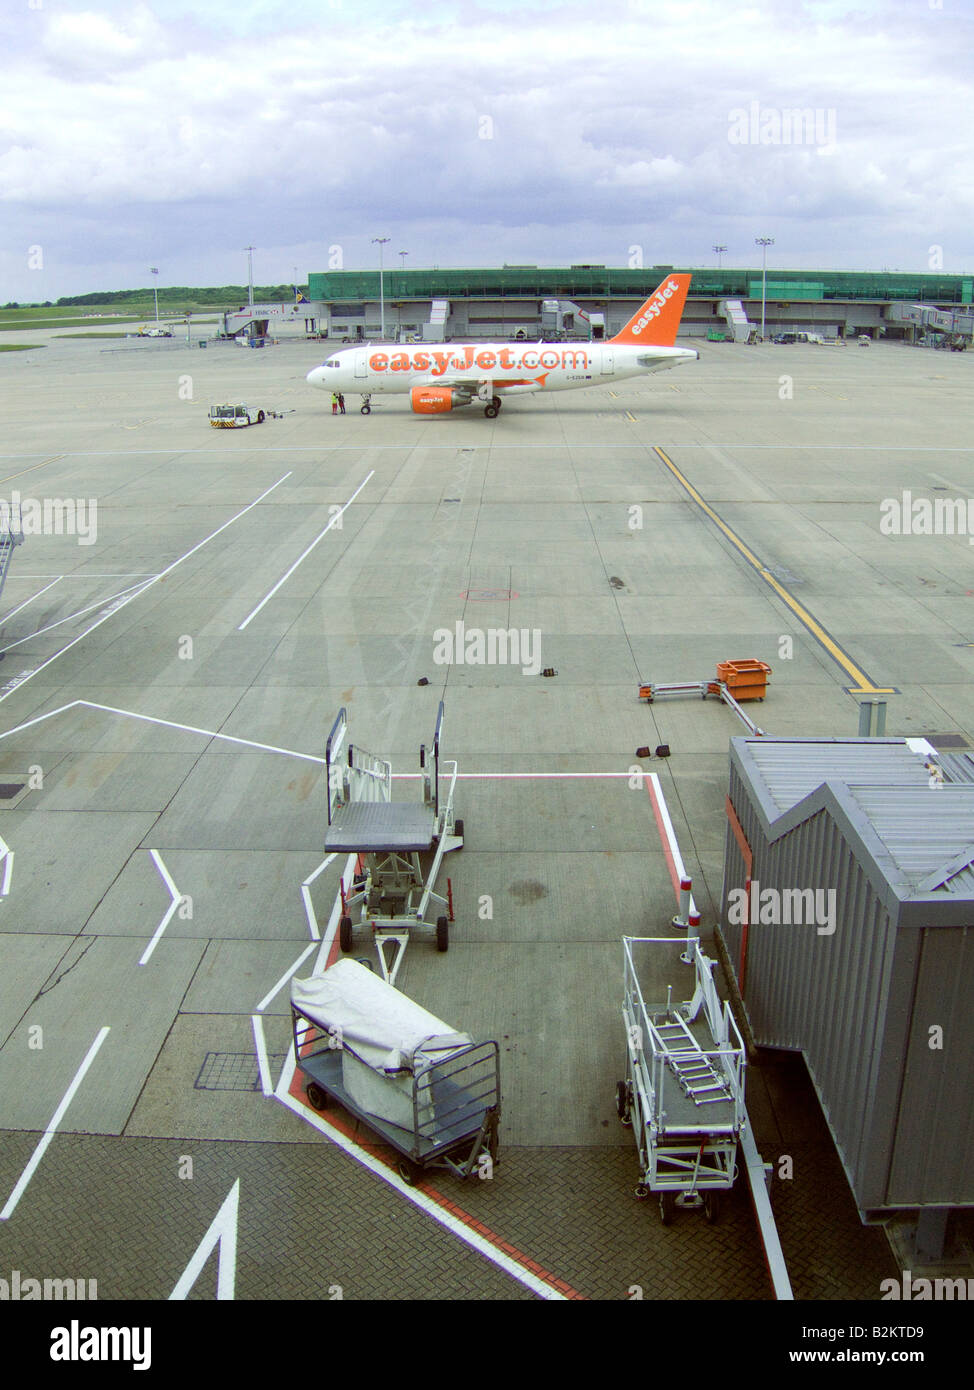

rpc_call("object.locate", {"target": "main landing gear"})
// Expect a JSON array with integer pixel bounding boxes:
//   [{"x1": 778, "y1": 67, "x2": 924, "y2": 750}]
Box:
[{"x1": 484, "y1": 396, "x2": 502, "y2": 419}]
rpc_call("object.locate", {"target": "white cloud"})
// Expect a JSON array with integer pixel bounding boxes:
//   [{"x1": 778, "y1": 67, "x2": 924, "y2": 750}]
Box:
[{"x1": 1, "y1": 0, "x2": 972, "y2": 297}]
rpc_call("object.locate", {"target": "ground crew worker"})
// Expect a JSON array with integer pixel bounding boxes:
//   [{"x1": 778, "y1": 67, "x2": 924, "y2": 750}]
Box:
[
  {"x1": 338, "y1": 393, "x2": 346, "y2": 415},
  {"x1": 331, "y1": 392, "x2": 338, "y2": 415}
]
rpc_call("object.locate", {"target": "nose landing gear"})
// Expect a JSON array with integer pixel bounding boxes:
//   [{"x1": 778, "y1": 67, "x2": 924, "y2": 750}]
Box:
[{"x1": 360, "y1": 394, "x2": 372, "y2": 416}]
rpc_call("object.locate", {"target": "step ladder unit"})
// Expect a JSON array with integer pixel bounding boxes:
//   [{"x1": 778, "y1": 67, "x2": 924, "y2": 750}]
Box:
[
  {"x1": 617, "y1": 936, "x2": 746, "y2": 1222},
  {"x1": 0, "y1": 525, "x2": 24, "y2": 609},
  {"x1": 325, "y1": 701, "x2": 463, "y2": 983}
]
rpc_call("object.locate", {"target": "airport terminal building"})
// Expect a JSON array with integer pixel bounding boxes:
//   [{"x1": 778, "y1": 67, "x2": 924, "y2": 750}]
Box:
[{"x1": 301, "y1": 265, "x2": 974, "y2": 346}]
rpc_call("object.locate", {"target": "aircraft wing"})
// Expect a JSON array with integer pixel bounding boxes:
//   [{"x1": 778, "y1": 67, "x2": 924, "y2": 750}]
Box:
[
  {"x1": 415, "y1": 374, "x2": 543, "y2": 395},
  {"x1": 415, "y1": 374, "x2": 479, "y2": 392}
]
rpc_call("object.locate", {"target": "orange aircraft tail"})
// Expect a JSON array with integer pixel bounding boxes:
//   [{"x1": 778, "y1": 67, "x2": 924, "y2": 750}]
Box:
[{"x1": 610, "y1": 273, "x2": 692, "y2": 347}]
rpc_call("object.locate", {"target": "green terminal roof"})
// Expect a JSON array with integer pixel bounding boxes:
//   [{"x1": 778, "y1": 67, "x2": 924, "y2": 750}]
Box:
[{"x1": 309, "y1": 266, "x2": 973, "y2": 305}]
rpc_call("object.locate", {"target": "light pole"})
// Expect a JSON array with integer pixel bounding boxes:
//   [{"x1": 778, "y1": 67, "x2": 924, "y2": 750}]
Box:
[
  {"x1": 150, "y1": 266, "x2": 159, "y2": 322},
  {"x1": 244, "y1": 246, "x2": 255, "y2": 308},
  {"x1": 713, "y1": 245, "x2": 727, "y2": 270},
  {"x1": 372, "y1": 236, "x2": 390, "y2": 338},
  {"x1": 755, "y1": 237, "x2": 774, "y2": 340}
]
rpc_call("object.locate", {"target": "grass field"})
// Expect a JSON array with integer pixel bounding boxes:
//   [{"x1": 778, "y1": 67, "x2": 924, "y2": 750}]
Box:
[
  {"x1": 0, "y1": 304, "x2": 225, "y2": 330},
  {"x1": 0, "y1": 343, "x2": 44, "y2": 352},
  {"x1": 0, "y1": 314, "x2": 147, "y2": 331}
]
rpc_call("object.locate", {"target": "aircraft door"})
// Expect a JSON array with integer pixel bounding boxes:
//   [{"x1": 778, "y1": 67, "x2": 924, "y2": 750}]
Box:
[
  {"x1": 600, "y1": 348, "x2": 614, "y2": 375},
  {"x1": 354, "y1": 350, "x2": 368, "y2": 378}
]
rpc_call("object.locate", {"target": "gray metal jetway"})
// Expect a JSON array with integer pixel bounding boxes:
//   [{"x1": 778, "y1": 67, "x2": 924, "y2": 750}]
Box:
[{"x1": 720, "y1": 735, "x2": 974, "y2": 1255}]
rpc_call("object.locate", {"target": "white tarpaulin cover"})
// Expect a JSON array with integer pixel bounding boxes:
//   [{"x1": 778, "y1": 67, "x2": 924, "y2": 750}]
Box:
[{"x1": 291, "y1": 959, "x2": 471, "y2": 1074}]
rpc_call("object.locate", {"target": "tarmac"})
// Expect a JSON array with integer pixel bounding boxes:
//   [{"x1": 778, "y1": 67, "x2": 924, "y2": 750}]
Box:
[{"x1": 0, "y1": 322, "x2": 971, "y2": 1302}]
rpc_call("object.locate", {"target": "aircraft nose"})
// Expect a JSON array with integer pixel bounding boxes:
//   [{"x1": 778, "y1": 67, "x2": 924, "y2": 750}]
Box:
[{"x1": 306, "y1": 366, "x2": 327, "y2": 388}]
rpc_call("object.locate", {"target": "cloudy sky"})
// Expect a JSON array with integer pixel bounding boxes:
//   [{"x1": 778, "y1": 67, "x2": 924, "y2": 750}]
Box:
[{"x1": 2, "y1": 0, "x2": 972, "y2": 301}]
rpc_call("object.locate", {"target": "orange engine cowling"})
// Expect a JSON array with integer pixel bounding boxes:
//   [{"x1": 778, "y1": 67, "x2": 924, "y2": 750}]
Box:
[{"x1": 411, "y1": 386, "x2": 454, "y2": 414}]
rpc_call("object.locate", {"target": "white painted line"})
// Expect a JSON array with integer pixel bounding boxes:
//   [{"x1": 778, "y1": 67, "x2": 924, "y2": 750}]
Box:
[
  {"x1": 0, "y1": 475, "x2": 291, "y2": 707},
  {"x1": 303, "y1": 853, "x2": 337, "y2": 889},
  {"x1": 169, "y1": 1179, "x2": 239, "y2": 1301},
  {"x1": 393, "y1": 772, "x2": 634, "y2": 780},
  {"x1": 0, "y1": 701, "x2": 83, "y2": 742},
  {"x1": 238, "y1": 470, "x2": 374, "y2": 630},
  {"x1": 0, "y1": 703, "x2": 647, "y2": 783},
  {"x1": 148, "y1": 473, "x2": 292, "y2": 591},
  {"x1": 0, "y1": 579, "x2": 153, "y2": 656},
  {"x1": 274, "y1": 1090, "x2": 565, "y2": 1300},
  {"x1": 1, "y1": 577, "x2": 62, "y2": 622},
  {"x1": 256, "y1": 942, "x2": 317, "y2": 1013},
  {"x1": 312, "y1": 856, "x2": 356, "y2": 976},
  {"x1": 1, "y1": 1026, "x2": 110, "y2": 1220},
  {"x1": 5, "y1": 444, "x2": 974, "y2": 456},
  {"x1": 0, "y1": 845, "x2": 13, "y2": 898},
  {"x1": 300, "y1": 852, "x2": 338, "y2": 940},
  {"x1": 252, "y1": 1014, "x2": 273, "y2": 1096},
  {"x1": 68, "y1": 701, "x2": 326, "y2": 765},
  {"x1": 300, "y1": 884, "x2": 321, "y2": 941},
  {"x1": 139, "y1": 849, "x2": 181, "y2": 966},
  {"x1": 15, "y1": 573, "x2": 160, "y2": 579}
]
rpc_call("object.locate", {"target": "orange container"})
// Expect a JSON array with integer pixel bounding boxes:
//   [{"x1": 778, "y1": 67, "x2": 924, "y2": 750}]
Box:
[{"x1": 716, "y1": 659, "x2": 771, "y2": 701}]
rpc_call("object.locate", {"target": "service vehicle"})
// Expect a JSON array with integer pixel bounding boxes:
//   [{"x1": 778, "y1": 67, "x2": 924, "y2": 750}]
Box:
[{"x1": 208, "y1": 403, "x2": 265, "y2": 427}]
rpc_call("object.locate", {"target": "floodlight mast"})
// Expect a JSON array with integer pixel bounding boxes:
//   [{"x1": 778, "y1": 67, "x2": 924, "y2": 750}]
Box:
[
  {"x1": 372, "y1": 237, "x2": 391, "y2": 339},
  {"x1": 755, "y1": 237, "x2": 774, "y2": 339}
]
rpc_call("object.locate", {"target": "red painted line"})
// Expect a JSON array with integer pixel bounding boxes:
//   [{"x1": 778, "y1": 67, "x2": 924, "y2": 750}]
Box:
[
  {"x1": 288, "y1": 1051, "x2": 586, "y2": 1299},
  {"x1": 644, "y1": 778, "x2": 682, "y2": 904},
  {"x1": 724, "y1": 796, "x2": 753, "y2": 995}
]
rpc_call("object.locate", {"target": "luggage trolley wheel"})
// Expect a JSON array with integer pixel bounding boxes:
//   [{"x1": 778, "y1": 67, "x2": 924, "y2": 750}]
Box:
[
  {"x1": 454, "y1": 817, "x2": 464, "y2": 842},
  {"x1": 615, "y1": 1080, "x2": 632, "y2": 1127},
  {"x1": 339, "y1": 915, "x2": 354, "y2": 952},
  {"x1": 436, "y1": 915, "x2": 449, "y2": 952},
  {"x1": 306, "y1": 1083, "x2": 329, "y2": 1112},
  {"x1": 658, "y1": 1192, "x2": 676, "y2": 1226},
  {"x1": 703, "y1": 1191, "x2": 721, "y2": 1224},
  {"x1": 397, "y1": 1158, "x2": 421, "y2": 1186}
]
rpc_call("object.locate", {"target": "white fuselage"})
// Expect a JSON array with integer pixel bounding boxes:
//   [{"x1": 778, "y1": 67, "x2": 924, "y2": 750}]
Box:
[{"x1": 307, "y1": 340, "x2": 697, "y2": 399}]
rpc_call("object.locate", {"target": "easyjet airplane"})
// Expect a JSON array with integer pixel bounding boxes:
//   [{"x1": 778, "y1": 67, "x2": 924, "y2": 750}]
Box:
[{"x1": 306, "y1": 273, "x2": 696, "y2": 416}]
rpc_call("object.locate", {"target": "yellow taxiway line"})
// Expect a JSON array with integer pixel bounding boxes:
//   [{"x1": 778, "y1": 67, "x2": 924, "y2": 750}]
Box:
[{"x1": 653, "y1": 446, "x2": 897, "y2": 695}]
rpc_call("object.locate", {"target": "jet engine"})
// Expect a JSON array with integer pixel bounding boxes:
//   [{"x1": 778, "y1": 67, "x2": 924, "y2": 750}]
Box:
[{"x1": 410, "y1": 386, "x2": 460, "y2": 414}]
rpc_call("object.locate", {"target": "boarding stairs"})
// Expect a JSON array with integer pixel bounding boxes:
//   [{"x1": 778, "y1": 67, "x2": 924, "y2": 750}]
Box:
[
  {"x1": 424, "y1": 299, "x2": 451, "y2": 342},
  {"x1": 718, "y1": 299, "x2": 754, "y2": 343}
]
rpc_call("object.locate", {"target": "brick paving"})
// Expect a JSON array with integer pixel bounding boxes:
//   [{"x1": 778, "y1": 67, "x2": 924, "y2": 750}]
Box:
[{"x1": 0, "y1": 1051, "x2": 898, "y2": 1303}]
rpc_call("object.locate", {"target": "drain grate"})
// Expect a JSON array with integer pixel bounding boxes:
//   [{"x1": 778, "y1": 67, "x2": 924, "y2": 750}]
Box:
[
  {"x1": 195, "y1": 1052, "x2": 286, "y2": 1091},
  {"x1": 0, "y1": 781, "x2": 30, "y2": 809}
]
